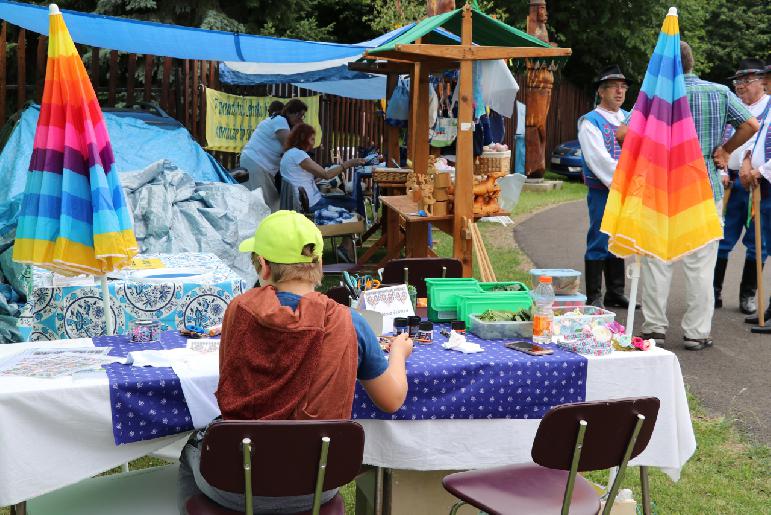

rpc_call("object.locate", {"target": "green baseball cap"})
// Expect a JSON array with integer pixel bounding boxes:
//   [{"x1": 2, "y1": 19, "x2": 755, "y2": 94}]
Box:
[{"x1": 239, "y1": 210, "x2": 324, "y2": 263}]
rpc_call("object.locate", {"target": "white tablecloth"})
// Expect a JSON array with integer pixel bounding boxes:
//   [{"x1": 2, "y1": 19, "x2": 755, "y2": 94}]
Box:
[{"x1": 0, "y1": 341, "x2": 695, "y2": 506}]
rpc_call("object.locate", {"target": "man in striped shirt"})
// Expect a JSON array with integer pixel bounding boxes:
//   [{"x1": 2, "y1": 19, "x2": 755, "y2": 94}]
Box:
[{"x1": 640, "y1": 42, "x2": 759, "y2": 351}]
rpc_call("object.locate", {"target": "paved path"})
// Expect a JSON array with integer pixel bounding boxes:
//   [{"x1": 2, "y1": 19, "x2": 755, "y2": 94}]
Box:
[{"x1": 514, "y1": 200, "x2": 770, "y2": 444}]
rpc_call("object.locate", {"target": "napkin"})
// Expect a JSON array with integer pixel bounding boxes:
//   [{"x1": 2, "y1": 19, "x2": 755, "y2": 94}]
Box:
[{"x1": 442, "y1": 331, "x2": 483, "y2": 353}]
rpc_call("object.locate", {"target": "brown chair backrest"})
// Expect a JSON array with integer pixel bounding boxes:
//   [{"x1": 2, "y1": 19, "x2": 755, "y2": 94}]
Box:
[
  {"x1": 531, "y1": 397, "x2": 660, "y2": 472},
  {"x1": 199, "y1": 419, "x2": 364, "y2": 496},
  {"x1": 325, "y1": 286, "x2": 351, "y2": 306},
  {"x1": 381, "y1": 258, "x2": 463, "y2": 297}
]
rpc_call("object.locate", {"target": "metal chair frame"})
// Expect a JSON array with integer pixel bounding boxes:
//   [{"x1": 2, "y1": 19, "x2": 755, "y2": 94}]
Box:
[
  {"x1": 446, "y1": 409, "x2": 653, "y2": 515},
  {"x1": 238, "y1": 435, "x2": 332, "y2": 515}
]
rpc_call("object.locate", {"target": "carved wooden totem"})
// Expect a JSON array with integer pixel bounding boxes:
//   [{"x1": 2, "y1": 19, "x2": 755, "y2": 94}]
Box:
[{"x1": 524, "y1": 0, "x2": 554, "y2": 179}]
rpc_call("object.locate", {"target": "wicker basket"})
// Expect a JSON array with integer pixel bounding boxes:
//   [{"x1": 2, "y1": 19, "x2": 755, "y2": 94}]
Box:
[
  {"x1": 474, "y1": 151, "x2": 511, "y2": 175},
  {"x1": 373, "y1": 168, "x2": 413, "y2": 183}
]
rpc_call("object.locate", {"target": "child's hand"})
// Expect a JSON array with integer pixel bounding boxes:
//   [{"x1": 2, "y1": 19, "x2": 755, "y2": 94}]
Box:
[{"x1": 389, "y1": 332, "x2": 413, "y2": 359}]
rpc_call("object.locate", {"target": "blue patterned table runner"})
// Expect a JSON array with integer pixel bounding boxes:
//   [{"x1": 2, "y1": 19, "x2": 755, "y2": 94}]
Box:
[
  {"x1": 93, "y1": 332, "x2": 194, "y2": 445},
  {"x1": 352, "y1": 327, "x2": 588, "y2": 421}
]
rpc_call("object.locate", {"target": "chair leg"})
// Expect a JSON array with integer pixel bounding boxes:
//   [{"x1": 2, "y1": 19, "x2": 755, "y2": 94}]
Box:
[
  {"x1": 312, "y1": 436, "x2": 332, "y2": 515},
  {"x1": 242, "y1": 438, "x2": 253, "y2": 515},
  {"x1": 640, "y1": 466, "x2": 652, "y2": 515},
  {"x1": 562, "y1": 420, "x2": 588, "y2": 515},
  {"x1": 602, "y1": 414, "x2": 646, "y2": 515},
  {"x1": 448, "y1": 500, "x2": 466, "y2": 515}
]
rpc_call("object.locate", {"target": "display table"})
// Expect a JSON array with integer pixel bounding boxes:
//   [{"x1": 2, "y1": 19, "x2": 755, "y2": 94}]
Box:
[
  {"x1": 0, "y1": 335, "x2": 695, "y2": 508},
  {"x1": 19, "y1": 253, "x2": 246, "y2": 341},
  {"x1": 358, "y1": 195, "x2": 508, "y2": 267}
]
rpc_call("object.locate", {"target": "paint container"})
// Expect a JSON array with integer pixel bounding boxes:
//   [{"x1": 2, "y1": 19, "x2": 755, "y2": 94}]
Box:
[
  {"x1": 130, "y1": 319, "x2": 160, "y2": 343},
  {"x1": 393, "y1": 317, "x2": 409, "y2": 335},
  {"x1": 451, "y1": 320, "x2": 466, "y2": 334},
  {"x1": 416, "y1": 321, "x2": 434, "y2": 343},
  {"x1": 408, "y1": 316, "x2": 422, "y2": 337}
]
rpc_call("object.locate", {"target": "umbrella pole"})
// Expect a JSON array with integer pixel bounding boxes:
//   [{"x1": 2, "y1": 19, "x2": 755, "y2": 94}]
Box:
[
  {"x1": 100, "y1": 275, "x2": 114, "y2": 335},
  {"x1": 750, "y1": 186, "x2": 770, "y2": 333},
  {"x1": 625, "y1": 255, "x2": 641, "y2": 336}
]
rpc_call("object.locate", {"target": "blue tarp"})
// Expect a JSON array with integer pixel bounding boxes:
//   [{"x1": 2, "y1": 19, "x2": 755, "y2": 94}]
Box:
[
  {"x1": 290, "y1": 77, "x2": 388, "y2": 100},
  {"x1": 0, "y1": 104, "x2": 233, "y2": 234},
  {"x1": 0, "y1": 0, "x2": 364, "y2": 62}
]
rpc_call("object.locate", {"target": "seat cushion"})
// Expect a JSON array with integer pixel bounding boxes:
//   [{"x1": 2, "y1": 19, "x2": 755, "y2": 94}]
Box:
[
  {"x1": 185, "y1": 492, "x2": 345, "y2": 515},
  {"x1": 442, "y1": 464, "x2": 600, "y2": 515}
]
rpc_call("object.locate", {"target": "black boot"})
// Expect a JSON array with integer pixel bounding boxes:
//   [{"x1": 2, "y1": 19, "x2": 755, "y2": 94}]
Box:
[
  {"x1": 713, "y1": 257, "x2": 728, "y2": 308},
  {"x1": 585, "y1": 260, "x2": 605, "y2": 307},
  {"x1": 745, "y1": 298, "x2": 771, "y2": 324},
  {"x1": 603, "y1": 257, "x2": 638, "y2": 309},
  {"x1": 739, "y1": 260, "x2": 758, "y2": 315}
]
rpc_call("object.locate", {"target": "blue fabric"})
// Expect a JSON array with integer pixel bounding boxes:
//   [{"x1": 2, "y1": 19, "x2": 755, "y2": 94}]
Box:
[
  {"x1": 0, "y1": 0, "x2": 364, "y2": 63},
  {"x1": 291, "y1": 77, "x2": 387, "y2": 100},
  {"x1": 0, "y1": 104, "x2": 232, "y2": 236},
  {"x1": 488, "y1": 110, "x2": 506, "y2": 144},
  {"x1": 719, "y1": 179, "x2": 771, "y2": 261},
  {"x1": 94, "y1": 331, "x2": 195, "y2": 445},
  {"x1": 274, "y1": 291, "x2": 388, "y2": 381},
  {"x1": 578, "y1": 109, "x2": 628, "y2": 191},
  {"x1": 310, "y1": 195, "x2": 357, "y2": 213},
  {"x1": 585, "y1": 188, "x2": 611, "y2": 260},
  {"x1": 351, "y1": 326, "x2": 588, "y2": 421},
  {"x1": 219, "y1": 65, "x2": 373, "y2": 86},
  {"x1": 515, "y1": 134, "x2": 526, "y2": 174}
]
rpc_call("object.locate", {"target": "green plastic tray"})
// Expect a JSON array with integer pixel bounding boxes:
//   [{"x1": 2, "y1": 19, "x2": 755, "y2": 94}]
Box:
[
  {"x1": 425, "y1": 278, "x2": 482, "y2": 322},
  {"x1": 455, "y1": 291, "x2": 533, "y2": 326}
]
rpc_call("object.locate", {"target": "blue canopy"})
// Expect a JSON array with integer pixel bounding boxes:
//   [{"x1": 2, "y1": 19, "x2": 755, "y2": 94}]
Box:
[{"x1": 0, "y1": 0, "x2": 364, "y2": 62}]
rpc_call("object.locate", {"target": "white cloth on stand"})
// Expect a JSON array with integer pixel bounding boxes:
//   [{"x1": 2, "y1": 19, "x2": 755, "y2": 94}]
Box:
[{"x1": 479, "y1": 60, "x2": 519, "y2": 118}]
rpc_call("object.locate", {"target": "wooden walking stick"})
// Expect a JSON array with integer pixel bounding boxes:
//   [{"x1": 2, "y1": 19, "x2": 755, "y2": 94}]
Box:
[{"x1": 750, "y1": 185, "x2": 769, "y2": 333}]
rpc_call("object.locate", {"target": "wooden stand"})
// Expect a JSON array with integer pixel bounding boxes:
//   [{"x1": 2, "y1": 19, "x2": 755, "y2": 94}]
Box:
[{"x1": 353, "y1": 3, "x2": 570, "y2": 276}]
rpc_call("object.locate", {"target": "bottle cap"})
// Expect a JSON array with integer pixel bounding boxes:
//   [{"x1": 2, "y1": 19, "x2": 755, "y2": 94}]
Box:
[
  {"x1": 538, "y1": 276, "x2": 553, "y2": 283},
  {"x1": 394, "y1": 317, "x2": 409, "y2": 327},
  {"x1": 418, "y1": 321, "x2": 433, "y2": 330},
  {"x1": 408, "y1": 316, "x2": 421, "y2": 325}
]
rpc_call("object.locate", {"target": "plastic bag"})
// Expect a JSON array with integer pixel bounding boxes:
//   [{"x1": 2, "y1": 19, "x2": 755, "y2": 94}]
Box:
[
  {"x1": 385, "y1": 78, "x2": 410, "y2": 127},
  {"x1": 430, "y1": 82, "x2": 456, "y2": 147}
]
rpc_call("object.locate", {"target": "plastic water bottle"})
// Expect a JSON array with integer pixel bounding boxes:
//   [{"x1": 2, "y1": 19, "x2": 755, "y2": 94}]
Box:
[{"x1": 532, "y1": 276, "x2": 555, "y2": 344}]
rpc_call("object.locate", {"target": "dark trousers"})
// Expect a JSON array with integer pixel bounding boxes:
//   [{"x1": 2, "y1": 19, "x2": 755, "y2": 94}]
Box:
[{"x1": 585, "y1": 187, "x2": 610, "y2": 261}]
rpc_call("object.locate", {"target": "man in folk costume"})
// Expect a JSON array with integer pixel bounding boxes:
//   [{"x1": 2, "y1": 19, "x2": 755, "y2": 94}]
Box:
[
  {"x1": 714, "y1": 59, "x2": 770, "y2": 314},
  {"x1": 578, "y1": 65, "x2": 635, "y2": 308},
  {"x1": 742, "y1": 60, "x2": 771, "y2": 325}
]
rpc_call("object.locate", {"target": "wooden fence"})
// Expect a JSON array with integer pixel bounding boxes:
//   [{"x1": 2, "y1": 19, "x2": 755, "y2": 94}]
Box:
[{"x1": 0, "y1": 21, "x2": 591, "y2": 172}]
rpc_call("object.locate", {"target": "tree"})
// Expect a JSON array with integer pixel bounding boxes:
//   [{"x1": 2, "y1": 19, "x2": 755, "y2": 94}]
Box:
[{"x1": 364, "y1": 0, "x2": 426, "y2": 34}]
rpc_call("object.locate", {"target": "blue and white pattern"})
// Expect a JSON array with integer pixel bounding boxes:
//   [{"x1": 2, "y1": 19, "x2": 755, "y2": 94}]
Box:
[
  {"x1": 93, "y1": 331, "x2": 194, "y2": 445},
  {"x1": 20, "y1": 253, "x2": 245, "y2": 340},
  {"x1": 352, "y1": 327, "x2": 588, "y2": 421}
]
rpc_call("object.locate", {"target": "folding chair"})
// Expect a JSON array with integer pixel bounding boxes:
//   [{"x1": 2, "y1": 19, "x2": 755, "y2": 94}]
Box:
[
  {"x1": 324, "y1": 286, "x2": 352, "y2": 306},
  {"x1": 185, "y1": 420, "x2": 365, "y2": 515},
  {"x1": 443, "y1": 397, "x2": 660, "y2": 515},
  {"x1": 381, "y1": 258, "x2": 463, "y2": 297}
]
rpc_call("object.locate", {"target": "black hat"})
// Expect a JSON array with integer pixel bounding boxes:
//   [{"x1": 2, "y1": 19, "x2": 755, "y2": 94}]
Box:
[
  {"x1": 593, "y1": 65, "x2": 632, "y2": 89},
  {"x1": 728, "y1": 58, "x2": 765, "y2": 80}
]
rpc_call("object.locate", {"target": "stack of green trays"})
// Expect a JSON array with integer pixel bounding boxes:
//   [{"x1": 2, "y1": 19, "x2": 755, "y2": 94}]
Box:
[
  {"x1": 425, "y1": 278, "x2": 481, "y2": 322},
  {"x1": 456, "y1": 289, "x2": 533, "y2": 326}
]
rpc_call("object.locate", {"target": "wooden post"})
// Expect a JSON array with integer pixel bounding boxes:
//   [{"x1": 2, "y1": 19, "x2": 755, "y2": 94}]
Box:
[
  {"x1": 90, "y1": 47, "x2": 100, "y2": 98},
  {"x1": 126, "y1": 53, "x2": 137, "y2": 106},
  {"x1": 108, "y1": 50, "x2": 118, "y2": 106},
  {"x1": 453, "y1": 5, "x2": 474, "y2": 277},
  {"x1": 192, "y1": 60, "x2": 200, "y2": 140},
  {"x1": 411, "y1": 63, "x2": 430, "y2": 178},
  {"x1": 0, "y1": 22, "x2": 6, "y2": 123},
  {"x1": 144, "y1": 54, "x2": 153, "y2": 101},
  {"x1": 184, "y1": 59, "x2": 190, "y2": 130},
  {"x1": 35, "y1": 36, "x2": 47, "y2": 103},
  {"x1": 17, "y1": 28, "x2": 26, "y2": 107},
  {"x1": 161, "y1": 57, "x2": 171, "y2": 111},
  {"x1": 200, "y1": 62, "x2": 207, "y2": 147},
  {"x1": 384, "y1": 73, "x2": 400, "y2": 165}
]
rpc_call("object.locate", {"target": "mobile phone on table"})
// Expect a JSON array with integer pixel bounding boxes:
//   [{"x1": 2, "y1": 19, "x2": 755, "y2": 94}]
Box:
[{"x1": 504, "y1": 339, "x2": 554, "y2": 356}]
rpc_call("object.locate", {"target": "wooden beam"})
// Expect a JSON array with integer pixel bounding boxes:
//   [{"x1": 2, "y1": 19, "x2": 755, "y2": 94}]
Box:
[
  {"x1": 453, "y1": 5, "x2": 474, "y2": 277},
  {"x1": 144, "y1": 54, "x2": 153, "y2": 101},
  {"x1": 90, "y1": 47, "x2": 100, "y2": 98},
  {"x1": 384, "y1": 74, "x2": 400, "y2": 166},
  {"x1": 17, "y1": 28, "x2": 26, "y2": 107},
  {"x1": 108, "y1": 50, "x2": 118, "y2": 106},
  {"x1": 161, "y1": 56, "x2": 171, "y2": 111},
  {"x1": 410, "y1": 63, "x2": 430, "y2": 179},
  {"x1": 34, "y1": 35, "x2": 46, "y2": 103},
  {"x1": 126, "y1": 53, "x2": 137, "y2": 106},
  {"x1": 393, "y1": 44, "x2": 571, "y2": 61}
]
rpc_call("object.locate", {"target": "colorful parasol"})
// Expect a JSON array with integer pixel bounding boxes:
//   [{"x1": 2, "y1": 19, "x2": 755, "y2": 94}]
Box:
[
  {"x1": 600, "y1": 7, "x2": 722, "y2": 262},
  {"x1": 13, "y1": 4, "x2": 137, "y2": 277}
]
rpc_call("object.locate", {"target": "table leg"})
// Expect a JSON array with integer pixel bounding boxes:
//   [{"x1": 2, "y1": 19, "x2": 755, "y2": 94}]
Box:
[
  {"x1": 640, "y1": 466, "x2": 652, "y2": 515},
  {"x1": 359, "y1": 234, "x2": 387, "y2": 265},
  {"x1": 385, "y1": 203, "x2": 401, "y2": 258},
  {"x1": 405, "y1": 221, "x2": 429, "y2": 258}
]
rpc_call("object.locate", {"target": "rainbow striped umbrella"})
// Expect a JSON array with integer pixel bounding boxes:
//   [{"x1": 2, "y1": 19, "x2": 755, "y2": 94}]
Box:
[
  {"x1": 13, "y1": 5, "x2": 137, "y2": 277},
  {"x1": 600, "y1": 7, "x2": 722, "y2": 262}
]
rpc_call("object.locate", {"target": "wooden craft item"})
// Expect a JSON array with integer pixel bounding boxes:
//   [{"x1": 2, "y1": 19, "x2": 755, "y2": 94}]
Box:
[
  {"x1": 470, "y1": 222, "x2": 496, "y2": 282},
  {"x1": 434, "y1": 171, "x2": 451, "y2": 188},
  {"x1": 432, "y1": 200, "x2": 448, "y2": 216},
  {"x1": 433, "y1": 188, "x2": 449, "y2": 201}
]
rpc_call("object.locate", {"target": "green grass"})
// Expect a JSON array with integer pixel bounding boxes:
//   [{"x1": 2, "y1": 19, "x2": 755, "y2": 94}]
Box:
[{"x1": 4, "y1": 176, "x2": 768, "y2": 514}]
